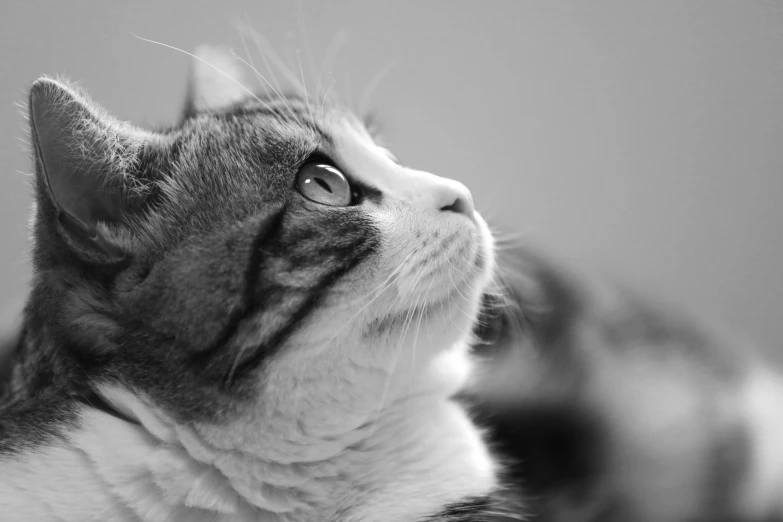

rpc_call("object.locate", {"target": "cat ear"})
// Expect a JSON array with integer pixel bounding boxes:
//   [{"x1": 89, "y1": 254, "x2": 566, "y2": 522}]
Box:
[
  {"x1": 29, "y1": 78, "x2": 157, "y2": 263},
  {"x1": 182, "y1": 45, "x2": 253, "y2": 118}
]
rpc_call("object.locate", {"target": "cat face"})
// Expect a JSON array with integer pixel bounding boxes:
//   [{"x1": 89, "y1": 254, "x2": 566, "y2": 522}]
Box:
[{"x1": 27, "y1": 48, "x2": 494, "y2": 434}]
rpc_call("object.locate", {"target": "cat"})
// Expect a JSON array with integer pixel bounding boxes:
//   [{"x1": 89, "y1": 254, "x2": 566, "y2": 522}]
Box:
[
  {"x1": 2, "y1": 43, "x2": 783, "y2": 522},
  {"x1": 0, "y1": 46, "x2": 507, "y2": 521}
]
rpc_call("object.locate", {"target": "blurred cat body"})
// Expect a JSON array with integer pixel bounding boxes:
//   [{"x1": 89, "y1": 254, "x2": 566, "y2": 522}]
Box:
[
  {"x1": 0, "y1": 48, "x2": 500, "y2": 521},
  {"x1": 469, "y1": 246, "x2": 783, "y2": 521}
]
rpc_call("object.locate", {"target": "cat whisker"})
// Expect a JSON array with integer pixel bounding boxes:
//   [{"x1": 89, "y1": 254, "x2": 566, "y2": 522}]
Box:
[
  {"x1": 445, "y1": 257, "x2": 472, "y2": 303},
  {"x1": 295, "y1": 49, "x2": 316, "y2": 126},
  {"x1": 295, "y1": 0, "x2": 321, "y2": 95},
  {"x1": 320, "y1": 80, "x2": 336, "y2": 121},
  {"x1": 343, "y1": 70, "x2": 355, "y2": 115},
  {"x1": 239, "y1": 24, "x2": 308, "y2": 100},
  {"x1": 333, "y1": 280, "x2": 397, "y2": 338},
  {"x1": 492, "y1": 237, "x2": 529, "y2": 251},
  {"x1": 445, "y1": 268, "x2": 477, "y2": 323},
  {"x1": 228, "y1": 49, "x2": 302, "y2": 126},
  {"x1": 234, "y1": 19, "x2": 299, "y2": 122},
  {"x1": 131, "y1": 34, "x2": 272, "y2": 115},
  {"x1": 359, "y1": 58, "x2": 399, "y2": 118},
  {"x1": 370, "y1": 258, "x2": 434, "y2": 430},
  {"x1": 232, "y1": 22, "x2": 272, "y2": 99},
  {"x1": 332, "y1": 248, "x2": 420, "y2": 336},
  {"x1": 445, "y1": 252, "x2": 468, "y2": 276},
  {"x1": 486, "y1": 224, "x2": 527, "y2": 245},
  {"x1": 368, "y1": 295, "x2": 417, "y2": 433},
  {"x1": 317, "y1": 31, "x2": 348, "y2": 112},
  {"x1": 483, "y1": 286, "x2": 516, "y2": 310},
  {"x1": 483, "y1": 288, "x2": 528, "y2": 342},
  {"x1": 492, "y1": 261, "x2": 532, "y2": 279},
  {"x1": 407, "y1": 277, "x2": 436, "y2": 396},
  {"x1": 238, "y1": 15, "x2": 298, "y2": 122}
]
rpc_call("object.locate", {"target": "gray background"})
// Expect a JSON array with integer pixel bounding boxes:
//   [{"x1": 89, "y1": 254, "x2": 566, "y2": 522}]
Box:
[{"x1": 1, "y1": 1, "x2": 782, "y2": 357}]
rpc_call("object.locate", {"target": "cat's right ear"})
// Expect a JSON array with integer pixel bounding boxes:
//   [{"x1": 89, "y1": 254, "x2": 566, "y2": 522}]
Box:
[
  {"x1": 182, "y1": 45, "x2": 253, "y2": 119},
  {"x1": 29, "y1": 78, "x2": 158, "y2": 264}
]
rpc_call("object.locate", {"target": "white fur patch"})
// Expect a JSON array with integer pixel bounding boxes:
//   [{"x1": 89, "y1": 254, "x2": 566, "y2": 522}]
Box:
[
  {"x1": 0, "y1": 357, "x2": 496, "y2": 522},
  {"x1": 739, "y1": 364, "x2": 783, "y2": 518}
]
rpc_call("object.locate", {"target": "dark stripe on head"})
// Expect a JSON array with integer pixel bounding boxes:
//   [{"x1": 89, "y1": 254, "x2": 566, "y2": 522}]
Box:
[
  {"x1": 190, "y1": 205, "x2": 288, "y2": 365},
  {"x1": 228, "y1": 236, "x2": 377, "y2": 382}
]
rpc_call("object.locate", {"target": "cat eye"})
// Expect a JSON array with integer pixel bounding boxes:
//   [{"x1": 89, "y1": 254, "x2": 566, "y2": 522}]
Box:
[{"x1": 296, "y1": 163, "x2": 353, "y2": 207}]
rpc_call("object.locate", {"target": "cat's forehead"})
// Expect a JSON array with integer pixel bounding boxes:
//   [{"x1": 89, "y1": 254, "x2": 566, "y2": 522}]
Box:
[
  {"x1": 174, "y1": 95, "x2": 376, "y2": 189},
  {"x1": 208, "y1": 93, "x2": 372, "y2": 148},
  {"x1": 139, "y1": 96, "x2": 374, "y2": 247}
]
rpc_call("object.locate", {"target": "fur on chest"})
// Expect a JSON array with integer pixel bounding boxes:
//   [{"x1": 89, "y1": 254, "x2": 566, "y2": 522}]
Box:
[{"x1": 0, "y1": 390, "x2": 499, "y2": 522}]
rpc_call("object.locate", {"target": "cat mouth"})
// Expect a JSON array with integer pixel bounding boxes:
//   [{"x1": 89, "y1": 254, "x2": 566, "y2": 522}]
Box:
[
  {"x1": 363, "y1": 220, "x2": 493, "y2": 338},
  {"x1": 415, "y1": 225, "x2": 492, "y2": 305},
  {"x1": 408, "y1": 246, "x2": 487, "y2": 315}
]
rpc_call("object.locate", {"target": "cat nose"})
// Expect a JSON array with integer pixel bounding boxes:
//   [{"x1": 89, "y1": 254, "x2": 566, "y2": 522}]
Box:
[
  {"x1": 437, "y1": 179, "x2": 475, "y2": 218},
  {"x1": 404, "y1": 170, "x2": 476, "y2": 219}
]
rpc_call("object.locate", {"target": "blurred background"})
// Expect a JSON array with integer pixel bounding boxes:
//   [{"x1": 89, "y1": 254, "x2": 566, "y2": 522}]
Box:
[{"x1": 1, "y1": 1, "x2": 781, "y2": 358}]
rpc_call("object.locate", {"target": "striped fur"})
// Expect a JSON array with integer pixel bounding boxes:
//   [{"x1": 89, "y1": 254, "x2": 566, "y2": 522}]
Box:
[{"x1": 0, "y1": 48, "x2": 498, "y2": 521}]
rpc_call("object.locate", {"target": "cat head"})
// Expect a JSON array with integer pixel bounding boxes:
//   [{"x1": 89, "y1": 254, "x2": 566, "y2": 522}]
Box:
[{"x1": 26, "y1": 46, "x2": 495, "y2": 437}]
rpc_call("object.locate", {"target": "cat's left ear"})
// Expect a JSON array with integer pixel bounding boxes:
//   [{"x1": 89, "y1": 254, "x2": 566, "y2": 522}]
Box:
[
  {"x1": 182, "y1": 45, "x2": 253, "y2": 119},
  {"x1": 29, "y1": 78, "x2": 160, "y2": 264}
]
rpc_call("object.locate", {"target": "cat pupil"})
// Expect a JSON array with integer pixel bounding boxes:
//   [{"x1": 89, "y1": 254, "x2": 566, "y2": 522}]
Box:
[{"x1": 314, "y1": 177, "x2": 333, "y2": 193}]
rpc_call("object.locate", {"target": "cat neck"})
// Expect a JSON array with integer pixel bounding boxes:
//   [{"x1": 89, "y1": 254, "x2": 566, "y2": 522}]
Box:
[
  {"x1": 76, "y1": 344, "x2": 497, "y2": 521},
  {"x1": 1, "y1": 304, "x2": 498, "y2": 520}
]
